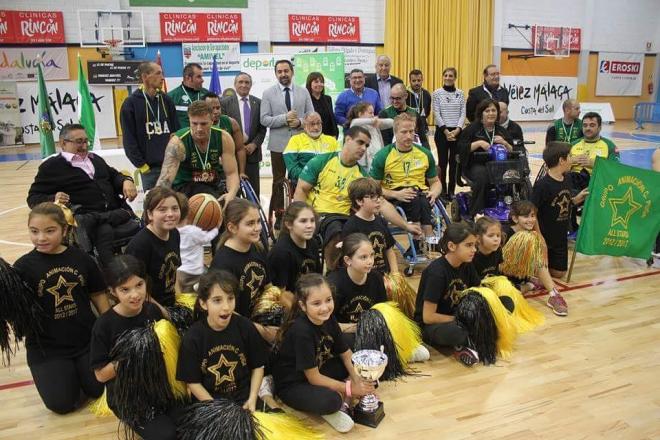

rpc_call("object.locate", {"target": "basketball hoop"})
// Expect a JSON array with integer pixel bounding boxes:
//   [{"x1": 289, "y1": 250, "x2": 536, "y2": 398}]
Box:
[{"x1": 102, "y1": 38, "x2": 125, "y2": 59}]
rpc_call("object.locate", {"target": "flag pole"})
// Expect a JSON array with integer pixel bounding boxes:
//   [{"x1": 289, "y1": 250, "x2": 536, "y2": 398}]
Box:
[{"x1": 566, "y1": 245, "x2": 578, "y2": 283}]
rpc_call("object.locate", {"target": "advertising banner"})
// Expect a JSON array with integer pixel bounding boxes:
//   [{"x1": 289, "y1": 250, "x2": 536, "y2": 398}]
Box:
[
  {"x1": 0, "y1": 10, "x2": 65, "y2": 44},
  {"x1": 160, "y1": 12, "x2": 242, "y2": 42},
  {"x1": 88, "y1": 61, "x2": 142, "y2": 85},
  {"x1": 181, "y1": 42, "x2": 241, "y2": 72},
  {"x1": 501, "y1": 75, "x2": 577, "y2": 121},
  {"x1": 0, "y1": 47, "x2": 69, "y2": 81},
  {"x1": 0, "y1": 81, "x2": 22, "y2": 146},
  {"x1": 326, "y1": 45, "x2": 376, "y2": 73},
  {"x1": 596, "y1": 52, "x2": 644, "y2": 96},
  {"x1": 288, "y1": 14, "x2": 360, "y2": 43},
  {"x1": 17, "y1": 81, "x2": 116, "y2": 144},
  {"x1": 292, "y1": 51, "x2": 345, "y2": 102}
]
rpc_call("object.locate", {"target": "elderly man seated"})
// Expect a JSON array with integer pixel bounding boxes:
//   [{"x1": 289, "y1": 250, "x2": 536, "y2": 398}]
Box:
[
  {"x1": 27, "y1": 123, "x2": 138, "y2": 266},
  {"x1": 283, "y1": 111, "x2": 340, "y2": 182}
]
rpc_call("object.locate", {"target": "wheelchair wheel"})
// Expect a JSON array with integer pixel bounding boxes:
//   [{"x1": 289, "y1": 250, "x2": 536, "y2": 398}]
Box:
[{"x1": 449, "y1": 200, "x2": 461, "y2": 222}]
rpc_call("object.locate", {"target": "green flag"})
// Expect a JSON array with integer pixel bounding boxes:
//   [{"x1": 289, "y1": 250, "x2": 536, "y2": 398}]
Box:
[
  {"x1": 76, "y1": 56, "x2": 97, "y2": 150},
  {"x1": 37, "y1": 63, "x2": 56, "y2": 158},
  {"x1": 576, "y1": 157, "x2": 660, "y2": 259}
]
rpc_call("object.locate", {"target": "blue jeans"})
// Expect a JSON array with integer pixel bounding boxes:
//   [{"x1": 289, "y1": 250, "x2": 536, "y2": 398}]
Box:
[{"x1": 140, "y1": 166, "x2": 161, "y2": 190}]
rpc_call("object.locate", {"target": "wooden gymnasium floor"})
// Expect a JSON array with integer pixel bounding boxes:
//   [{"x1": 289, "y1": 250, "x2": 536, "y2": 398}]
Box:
[{"x1": 0, "y1": 120, "x2": 659, "y2": 439}]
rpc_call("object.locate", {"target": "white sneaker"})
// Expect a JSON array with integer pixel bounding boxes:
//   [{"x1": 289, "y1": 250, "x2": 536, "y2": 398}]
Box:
[
  {"x1": 410, "y1": 344, "x2": 431, "y2": 362},
  {"x1": 258, "y1": 375, "x2": 274, "y2": 399},
  {"x1": 322, "y1": 409, "x2": 354, "y2": 433}
]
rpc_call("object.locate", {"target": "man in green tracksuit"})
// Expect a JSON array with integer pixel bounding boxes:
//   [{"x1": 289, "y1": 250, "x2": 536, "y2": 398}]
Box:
[
  {"x1": 168, "y1": 63, "x2": 210, "y2": 128},
  {"x1": 379, "y1": 83, "x2": 429, "y2": 148}
]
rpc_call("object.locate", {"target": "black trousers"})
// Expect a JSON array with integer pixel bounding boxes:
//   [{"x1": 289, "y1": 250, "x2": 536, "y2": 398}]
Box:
[
  {"x1": 132, "y1": 410, "x2": 179, "y2": 440},
  {"x1": 466, "y1": 164, "x2": 489, "y2": 217},
  {"x1": 422, "y1": 321, "x2": 468, "y2": 348},
  {"x1": 434, "y1": 127, "x2": 459, "y2": 196},
  {"x1": 276, "y1": 357, "x2": 348, "y2": 415},
  {"x1": 28, "y1": 351, "x2": 103, "y2": 414},
  {"x1": 246, "y1": 161, "x2": 261, "y2": 199},
  {"x1": 270, "y1": 152, "x2": 286, "y2": 218}
]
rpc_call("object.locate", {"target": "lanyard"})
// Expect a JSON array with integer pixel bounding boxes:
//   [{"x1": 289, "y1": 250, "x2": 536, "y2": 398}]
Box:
[
  {"x1": 142, "y1": 90, "x2": 160, "y2": 122},
  {"x1": 484, "y1": 127, "x2": 495, "y2": 146},
  {"x1": 183, "y1": 87, "x2": 200, "y2": 104},
  {"x1": 562, "y1": 121, "x2": 574, "y2": 141},
  {"x1": 193, "y1": 138, "x2": 211, "y2": 170},
  {"x1": 483, "y1": 84, "x2": 493, "y2": 98}
]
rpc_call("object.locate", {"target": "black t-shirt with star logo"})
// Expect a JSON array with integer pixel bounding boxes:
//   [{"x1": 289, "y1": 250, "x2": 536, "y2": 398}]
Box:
[
  {"x1": 342, "y1": 214, "x2": 396, "y2": 273},
  {"x1": 272, "y1": 313, "x2": 348, "y2": 389},
  {"x1": 327, "y1": 268, "x2": 388, "y2": 323},
  {"x1": 472, "y1": 248, "x2": 503, "y2": 279},
  {"x1": 13, "y1": 247, "x2": 107, "y2": 364},
  {"x1": 211, "y1": 244, "x2": 270, "y2": 318},
  {"x1": 532, "y1": 174, "x2": 573, "y2": 246},
  {"x1": 414, "y1": 257, "x2": 481, "y2": 323},
  {"x1": 267, "y1": 233, "x2": 321, "y2": 292},
  {"x1": 126, "y1": 228, "x2": 181, "y2": 307},
  {"x1": 176, "y1": 315, "x2": 267, "y2": 403}
]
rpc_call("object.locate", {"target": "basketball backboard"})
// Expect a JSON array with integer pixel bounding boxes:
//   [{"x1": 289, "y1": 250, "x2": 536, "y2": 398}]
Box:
[
  {"x1": 78, "y1": 10, "x2": 145, "y2": 48},
  {"x1": 533, "y1": 25, "x2": 571, "y2": 58}
]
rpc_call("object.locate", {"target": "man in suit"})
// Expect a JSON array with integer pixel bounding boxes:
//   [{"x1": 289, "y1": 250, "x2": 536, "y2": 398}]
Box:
[
  {"x1": 220, "y1": 72, "x2": 267, "y2": 197},
  {"x1": 28, "y1": 124, "x2": 138, "y2": 266},
  {"x1": 260, "y1": 59, "x2": 314, "y2": 227},
  {"x1": 465, "y1": 64, "x2": 509, "y2": 123},
  {"x1": 365, "y1": 55, "x2": 403, "y2": 109}
]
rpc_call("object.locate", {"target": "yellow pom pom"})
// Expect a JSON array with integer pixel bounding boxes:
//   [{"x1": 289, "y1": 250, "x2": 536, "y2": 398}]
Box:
[
  {"x1": 88, "y1": 389, "x2": 113, "y2": 417},
  {"x1": 251, "y1": 285, "x2": 283, "y2": 319},
  {"x1": 501, "y1": 231, "x2": 547, "y2": 279},
  {"x1": 153, "y1": 319, "x2": 188, "y2": 399},
  {"x1": 383, "y1": 272, "x2": 416, "y2": 318},
  {"x1": 253, "y1": 411, "x2": 324, "y2": 440},
  {"x1": 481, "y1": 276, "x2": 545, "y2": 333},
  {"x1": 466, "y1": 287, "x2": 518, "y2": 359},
  {"x1": 372, "y1": 301, "x2": 422, "y2": 365},
  {"x1": 175, "y1": 293, "x2": 198, "y2": 311}
]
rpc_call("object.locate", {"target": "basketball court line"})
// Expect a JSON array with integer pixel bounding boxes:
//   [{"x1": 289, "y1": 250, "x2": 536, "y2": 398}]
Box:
[{"x1": 0, "y1": 379, "x2": 33, "y2": 392}]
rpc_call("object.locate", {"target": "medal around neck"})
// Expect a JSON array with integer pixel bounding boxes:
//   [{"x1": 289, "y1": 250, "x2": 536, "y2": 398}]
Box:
[{"x1": 351, "y1": 349, "x2": 388, "y2": 427}]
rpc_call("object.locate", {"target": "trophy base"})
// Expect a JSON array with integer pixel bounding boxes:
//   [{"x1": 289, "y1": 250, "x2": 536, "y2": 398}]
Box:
[{"x1": 353, "y1": 401, "x2": 385, "y2": 428}]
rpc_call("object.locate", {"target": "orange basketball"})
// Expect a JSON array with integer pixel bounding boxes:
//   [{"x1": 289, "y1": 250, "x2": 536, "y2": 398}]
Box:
[{"x1": 188, "y1": 193, "x2": 222, "y2": 231}]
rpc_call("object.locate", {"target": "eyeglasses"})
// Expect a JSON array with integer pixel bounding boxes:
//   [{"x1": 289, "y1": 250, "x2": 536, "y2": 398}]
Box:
[
  {"x1": 64, "y1": 138, "x2": 90, "y2": 146},
  {"x1": 390, "y1": 96, "x2": 405, "y2": 101}
]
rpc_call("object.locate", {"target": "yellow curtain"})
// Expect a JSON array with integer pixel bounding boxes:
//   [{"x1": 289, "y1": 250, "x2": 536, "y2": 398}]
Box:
[{"x1": 384, "y1": 0, "x2": 493, "y2": 107}]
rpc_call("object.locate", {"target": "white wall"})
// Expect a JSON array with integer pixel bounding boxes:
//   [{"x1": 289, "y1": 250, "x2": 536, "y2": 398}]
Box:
[{"x1": 498, "y1": 0, "x2": 660, "y2": 53}]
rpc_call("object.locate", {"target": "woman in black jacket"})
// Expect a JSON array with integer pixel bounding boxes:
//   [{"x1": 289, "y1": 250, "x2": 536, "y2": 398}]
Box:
[
  {"x1": 458, "y1": 98, "x2": 513, "y2": 218},
  {"x1": 306, "y1": 72, "x2": 339, "y2": 138}
]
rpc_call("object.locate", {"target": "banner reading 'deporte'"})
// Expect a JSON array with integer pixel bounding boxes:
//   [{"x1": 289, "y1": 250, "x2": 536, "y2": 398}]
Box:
[
  {"x1": 0, "y1": 10, "x2": 65, "y2": 44},
  {"x1": 160, "y1": 12, "x2": 242, "y2": 42},
  {"x1": 289, "y1": 15, "x2": 360, "y2": 43},
  {"x1": 596, "y1": 52, "x2": 644, "y2": 96},
  {"x1": 500, "y1": 76, "x2": 577, "y2": 121}
]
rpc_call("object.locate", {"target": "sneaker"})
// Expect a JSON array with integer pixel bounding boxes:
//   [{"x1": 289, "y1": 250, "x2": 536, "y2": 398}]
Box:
[
  {"x1": 567, "y1": 229, "x2": 578, "y2": 241},
  {"x1": 453, "y1": 346, "x2": 479, "y2": 367},
  {"x1": 547, "y1": 293, "x2": 568, "y2": 316},
  {"x1": 410, "y1": 344, "x2": 431, "y2": 363},
  {"x1": 322, "y1": 407, "x2": 354, "y2": 433}
]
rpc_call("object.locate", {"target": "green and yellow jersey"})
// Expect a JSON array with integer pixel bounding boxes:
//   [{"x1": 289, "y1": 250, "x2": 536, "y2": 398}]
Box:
[
  {"x1": 369, "y1": 143, "x2": 437, "y2": 190},
  {"x1": 299, "y1": 152, "x2": 367, "y2": 215},
  {"x1": 570, "y1": 136, "x2": 619, "y2": 174},
  {"x1": 283, "y1": 132, "x2": 340, "y2": 182},
  {"x1": 172, "y1": 126, "x2": 225, "y2": 187}
]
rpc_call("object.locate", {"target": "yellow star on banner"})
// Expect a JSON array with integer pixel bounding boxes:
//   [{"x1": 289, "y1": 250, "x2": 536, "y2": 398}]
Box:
[
  {"x1": 609, "y1": 187, "x2": 642, "y2": 229},
  {"x1": 46, "y1": 275, "x2": 77, "y2": 307},
  {"x1": 207, "y1": 354, "x2": 238, "y2": 387}
]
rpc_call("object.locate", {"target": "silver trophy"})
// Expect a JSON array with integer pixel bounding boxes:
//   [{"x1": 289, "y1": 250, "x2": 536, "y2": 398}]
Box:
[{"x1": 351, "y1": 349, "x2": 388, "y2": 427}]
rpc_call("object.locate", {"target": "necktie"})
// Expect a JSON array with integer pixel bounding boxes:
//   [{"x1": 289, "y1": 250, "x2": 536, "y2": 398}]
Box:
[
  {"x1": 284, "y1": 87, "x2": 291, "y2": 111},
  {"x1": 242, "y1": 97, "x2": 251, "y2": 135}
]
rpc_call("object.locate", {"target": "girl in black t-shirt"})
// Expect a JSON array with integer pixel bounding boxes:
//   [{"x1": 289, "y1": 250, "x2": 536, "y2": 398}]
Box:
[
  {"x1": 90, "y1": 255, "x2": 173, "y2": 440},
  {"x1": 176, "y1": 269, "x2": 267, "y2": 411},
  {"x1": 272, "y1": 274, "x2": 374, "y2": 434},
  {"x1": 13, "y1": 203, "x2": 110, "y2": 414},
  {"x1": 126, "y1": 187, "x2": 184, "y2": 307},
  {"x1": 473, "y1": 216, "x2": 503, "y2": 279},
  {"x1": 267, "y1": 201, "x2": 321, "y2": 293},
  {"x1": 211, "y1": 199, "x2": 276, "y2": 343}
]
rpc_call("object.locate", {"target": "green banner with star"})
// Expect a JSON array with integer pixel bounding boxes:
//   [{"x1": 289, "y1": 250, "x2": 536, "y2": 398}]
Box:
[{"x1": 576, "y1": 157, "x2": 660, "y2": 259}]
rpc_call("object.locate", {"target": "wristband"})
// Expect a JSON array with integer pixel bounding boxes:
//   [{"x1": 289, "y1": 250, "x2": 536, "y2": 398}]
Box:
[
  {"x1": 345, "y1": 379, "x2": 352, "y2": 398},
  {"x1": 139, "y1": 163, "x2": 150, "y2": 174}
]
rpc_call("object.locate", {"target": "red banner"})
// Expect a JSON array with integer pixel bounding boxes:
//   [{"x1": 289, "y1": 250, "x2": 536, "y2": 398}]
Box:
[
  {"x1": 160, "y1": 12, "x2": 242, "y2": 42},
  {"x1": 0, "y1": 10, "x2": 65, "y2": 44},
  {"x1": 288, "y1": 14, "x2": 360, "y2": 43}
]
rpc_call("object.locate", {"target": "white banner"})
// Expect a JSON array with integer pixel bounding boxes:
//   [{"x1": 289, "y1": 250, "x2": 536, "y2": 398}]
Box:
[
  {"x1": 272, "y1": 45, "x2": 326, "y2": 56},
  {"x1": 0, "y1": 47, "x2": 69, "y2": 81},
  {"x1": 0, "y1": 82, "x2": 23, "y2": 146},
  {"x1": 326, "y1": 45, "x2": 376, "y2": 73},
  {"x1": 500, "y1": 76, "x2": 577, "y2": 121},
  {"x1": 181, "y1": 42, "x2": 241, "y2": 72},
  {"x1": 596, "y1": 52, "x2": 644, "y2": 96},
  {"x1": 552, "y1": 102, "x2": 615, "y2": 123},
  {"x1": 17, "y1": 81, "x2": 116, "y2": 144}
]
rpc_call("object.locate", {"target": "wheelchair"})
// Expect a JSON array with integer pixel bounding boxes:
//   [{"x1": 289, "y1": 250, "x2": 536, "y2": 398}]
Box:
[
  {"x1": 240, "y1": 177, "x2": 274, "y2": 249},
  {"x1": 388, "y1": 196, "x2": 452, "y2": 276},
  {"x1": 451, "y1": 140, "x2": 534, "y2": 223}
]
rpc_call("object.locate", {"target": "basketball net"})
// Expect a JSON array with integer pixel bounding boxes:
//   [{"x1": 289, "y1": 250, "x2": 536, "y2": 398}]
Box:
[{"x1": 103, "y1": 38, "x2": 125, "y2": 59}]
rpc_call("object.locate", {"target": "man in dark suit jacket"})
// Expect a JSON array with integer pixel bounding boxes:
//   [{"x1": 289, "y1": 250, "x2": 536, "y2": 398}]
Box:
[
  {"x1": 466, "y1": 64, "x2": 509, "y2": 123},
  {"x1": 365, "y1": 55, "x2": 403, "y2": 110},
  {"x1": 221, "y1": 72, "x2": 267, "y2": 198},
  {"x1": 27, "y1": 124, "x2": 138, "y2": 266}
]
